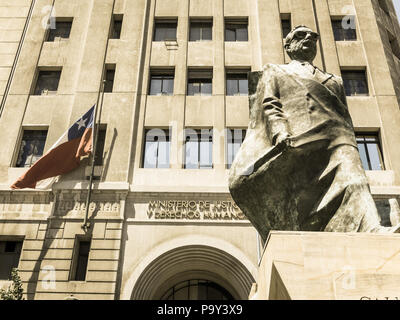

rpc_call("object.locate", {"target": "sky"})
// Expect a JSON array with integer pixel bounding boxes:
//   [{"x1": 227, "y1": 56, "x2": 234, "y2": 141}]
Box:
[{"x1": 394, "y1": 0, "x2": 400, "y2": 22}]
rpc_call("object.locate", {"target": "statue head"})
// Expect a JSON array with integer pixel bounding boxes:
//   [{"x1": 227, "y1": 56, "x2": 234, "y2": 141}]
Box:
[{"x1": 284, "y1": 25, "x2": 319, "y2": 63}]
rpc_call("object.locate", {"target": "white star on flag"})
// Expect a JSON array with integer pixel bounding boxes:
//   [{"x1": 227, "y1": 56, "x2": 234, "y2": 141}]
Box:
[{"x1": 76, "y1": 118, "x2": 86, "y2": 130}]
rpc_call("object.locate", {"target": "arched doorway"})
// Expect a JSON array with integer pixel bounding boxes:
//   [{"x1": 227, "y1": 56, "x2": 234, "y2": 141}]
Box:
[{"x1": 131, "y1": 245, "x2": 255, "y2": 300}]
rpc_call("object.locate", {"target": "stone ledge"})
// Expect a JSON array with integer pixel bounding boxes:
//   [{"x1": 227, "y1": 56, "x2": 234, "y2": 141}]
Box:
[{"x1": 253, "y1": 231, "x2": 400, "y2": 300}]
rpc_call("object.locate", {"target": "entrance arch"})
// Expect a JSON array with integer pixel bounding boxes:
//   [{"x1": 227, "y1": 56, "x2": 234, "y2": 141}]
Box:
[{"x1": 131, "y1": 245, "x2": 255, "y2": 300}]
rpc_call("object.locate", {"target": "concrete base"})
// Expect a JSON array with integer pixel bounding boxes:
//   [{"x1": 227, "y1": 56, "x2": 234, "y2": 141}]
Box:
[{"x1": 251, "y1": 231, "x2": 400, "y2": 300}]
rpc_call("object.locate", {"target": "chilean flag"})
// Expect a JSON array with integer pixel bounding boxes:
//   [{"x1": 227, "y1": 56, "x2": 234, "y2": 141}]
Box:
[{"x1": 11, "y1": 105, "x2": 95, "y2": 189}]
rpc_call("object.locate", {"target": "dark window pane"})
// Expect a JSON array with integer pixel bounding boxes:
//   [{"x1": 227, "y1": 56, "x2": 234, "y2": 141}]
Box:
[
  {"x1": 154, "y1": 22, "x2": 177, "y2": 41},
  {"x1": 236, "y1": 27, "x2": 248, "y2": 41},
  {"x1": 226, "y1": 73, "x2": 248, "y2": 96},
  {"x1": 190, "y1": 22, "x2": 213, "y2": 41},
  {"x1": 226, "y1": 79, "x2": 238, "y2": 96},
  {"x1": 238, "y1": 79, "x2": 248, "y2": 95},
  {"x1": 342, "y1": 71, "x2": 369, "y2": 96},
  {"x1": 201, "y1": 25, "x2": 212, "y2": 40},
  {"x1": 201, "y1": 81, "x2": 212, "y2": 95},
  {"x1": 16, "y1": 130, "x2": 47, "y2": 168},
  {"x1": 188, "y1": 81, "x2": 200, "y2": 96},
  {"x1": 332, "y1": 20, "x2": 356, "y2": 41},
  {"x1": 47, "y1": 21, "x2": 72, "y2": 41},
  {"x1": 74, "y1": 241, "x2": 90, "y2": 281},
  {"x1": 225, "y1": 27, "x2": 236, "y2": 41},
  {"x1": 190, "y1": 26, "x2": 201, "y2": 41},
  {"x1": 282, "y1": 19, "x2": 291, "y2": 38},
  {"x1": 34, "y1": 70, "x2": 61, "y2": 95},
  {"x1": 111, "y1": 16, "x2": 123, "y2": 39},
  {"x1": 150, "y1": 78, "x2": 162, "y2": 95},
  {"x1": 104, "y1": 69, "x2": 115, "y2": 93},
  {"x1": 162, "y1": 77, "x2": 174, "y2": 95},
  {"x1": 94, "y1": 128, "x2": 106, "y2": 166},
  {"x1": 0, "y1": 241, "x2": 23, "y2": 280},
  {"x1": 188, "y1": 78, "x2": 212, "y2": 96},
  {"x1": 225, "y1": 22, "x2": 248, "y2": 41}
]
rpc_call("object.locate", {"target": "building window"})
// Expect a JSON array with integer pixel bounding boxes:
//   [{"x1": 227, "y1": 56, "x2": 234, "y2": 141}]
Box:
[
  {"x1": 184, "y1": 129, "x2": 213, "y2": 169},
  {"x1": 15, "y1": 130, "x2": 47, "y2": 168},
  {"x1": 189, "y1": 20, "x2": 212, "y2": 41},
  {"x1": 0, "y1": 241, "x2": 23, "y2": 280},
  {"x1": 153, "y1": 20, "x2": 177, "y2": 41},
  {"x1": 332, "y1": 19, "x2": 357, "y2": 41},
  {"x1": 149, "y1": 70, "x2": 174, "y2": 96},
  {"x1": 33, "y1": 70, "x2": 62, "y2": 95},
  {"x1": 281, "y1": 15, "x2": 292, "y2": 38},
  {"x1": 356, "y1": 134, "x2": 385, "y2": 171},
  {"x1": 46, "y1": 19, "x2": 73, "y2": 41},
  {"x1": 226, "y1": 129, "x2": 246, "y2": 169},
  {"x1": 160, "y1": 279, "x2": 234, "y2": 300},
  {"x1": 226, "y1": 70, "x2": 249, "y2": 96},
  {"x1": 341, "y1": 70, "x2": 369, "y2": 96},
  {"x1": 104, "y1": 65, "x2": 115, "y2": 93},
  {"x1": 94, "y1": 127, "x2": 106, "y2": 166},
  {"x1": 187, "y1": 69, "x2": 212, "y2": 96},
  {"x1": 225, "y1": 19, "x2": 248, "y2": 42},
  {"x1": 142, "y1": 129, "x2": 170, "y2": 168},
  {"x1": 70, "y1": 239, "x2": 91, "y2": 281},
  {"x1": 110, "y1": 15, "x2": 123, "y2": 39}
]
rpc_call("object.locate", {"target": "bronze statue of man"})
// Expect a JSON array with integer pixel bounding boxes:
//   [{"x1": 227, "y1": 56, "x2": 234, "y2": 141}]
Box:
[{"x1": 229, "y1": 25, "x2": 400, "y2": 241}]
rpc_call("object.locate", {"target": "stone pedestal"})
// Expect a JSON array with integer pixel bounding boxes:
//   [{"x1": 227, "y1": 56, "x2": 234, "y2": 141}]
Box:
[{"x1": 251, "y1": 231, "x2": 400, "y2": 300}]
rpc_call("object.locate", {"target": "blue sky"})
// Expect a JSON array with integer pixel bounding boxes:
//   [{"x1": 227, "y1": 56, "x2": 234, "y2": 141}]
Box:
[{"x1": 395, "y1": 0, "x2": 400, "y2": 22}]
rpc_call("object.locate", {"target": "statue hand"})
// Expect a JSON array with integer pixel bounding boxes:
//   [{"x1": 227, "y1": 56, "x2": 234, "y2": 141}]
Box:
[
  {"x1": 263, "y1": 96, "x2": 291, "y2": 146},
  {"x1": 274, "y1": 132, "x2": 291, "y2": 146}
]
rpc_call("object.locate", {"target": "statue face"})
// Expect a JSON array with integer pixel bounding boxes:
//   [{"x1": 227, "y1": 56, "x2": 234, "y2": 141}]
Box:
[{"x1": 285, "y1": 27, "x2": 319, "y2": 63}]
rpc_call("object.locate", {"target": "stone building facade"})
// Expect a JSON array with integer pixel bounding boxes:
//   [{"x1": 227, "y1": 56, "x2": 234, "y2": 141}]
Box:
[{"x1": 0, "y1": 0, "x2": 399, "y2": 300}]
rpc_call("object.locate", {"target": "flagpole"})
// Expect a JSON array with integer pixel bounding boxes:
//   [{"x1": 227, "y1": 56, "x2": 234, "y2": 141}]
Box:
[
  {"x1": 82, "y1": 0, "x2": 116, "y2": 231},
  {"x1": 82, "y1": 80, "x2": 106, "y2": 231}
]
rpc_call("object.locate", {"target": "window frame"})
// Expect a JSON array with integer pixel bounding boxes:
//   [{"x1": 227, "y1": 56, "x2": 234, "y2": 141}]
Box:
[
  {"x1": 104, "y1": 64, "x2": 116, "y2": 93},
  {"x1": 110, "y1": 14, "x2": 123, "y2": 39},
  {"x1": 341, "y1": 69, "x2": 369, "y2": 96},
  {"x1": 149, "y1": 69, "x2": 175, "y2": 96},
  {"x1": 45, "y1": 18, "x2": 73, "y2": 42},
  {"x1": 356, "y1": 133, "x2": 385, "y2": 171},
  {"x1": 187, "y1": 69, "x2": 213, "y2": 96},
  {"x1": 0, "y1": 239, "x2": 24, "y2": 280},
  {"x1": 224, "y1": 18, "x2": 249, "y2": 42},
  {"x1": 14, "y1": 128, "x2": 48, "y2": 168},
  {"x1": 331, "y1": 18, "x2": 357, "y2": 41},
  {"x1": 184, "y1": 128, "x2": 213, "y2": 169},
  {"x1": 32, "y1": 68, "x2": 62, "y2": 96},
  {"x1": 142, "y1": 128, "x2": 171, "y2": 169},
  {"x1": 153, "y1": 19, "x2": 178, "y2": 41},
  {"x1": 225, "y1": 69, "x2": 250, "y2": 96},
  {"x1": 69, "y1": 237, "x2": 91, "y2": 282},
  {"x1": 189, "y1": 19, "x2": 213, "y2": 41},
  {"x1": 281, "y1": 14, "x2": 292, "y2": 39}
]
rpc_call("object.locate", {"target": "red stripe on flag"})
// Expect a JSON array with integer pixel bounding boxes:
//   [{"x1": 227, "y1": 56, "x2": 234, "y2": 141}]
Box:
[{"x1": 11, "y1": 128, "x2": 93, "y2": 189}]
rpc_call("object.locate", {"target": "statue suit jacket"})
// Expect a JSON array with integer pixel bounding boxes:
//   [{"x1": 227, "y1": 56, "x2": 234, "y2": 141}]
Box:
[{"x1": 230, "y1": 61, "x2": 358, "y2": 180}]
